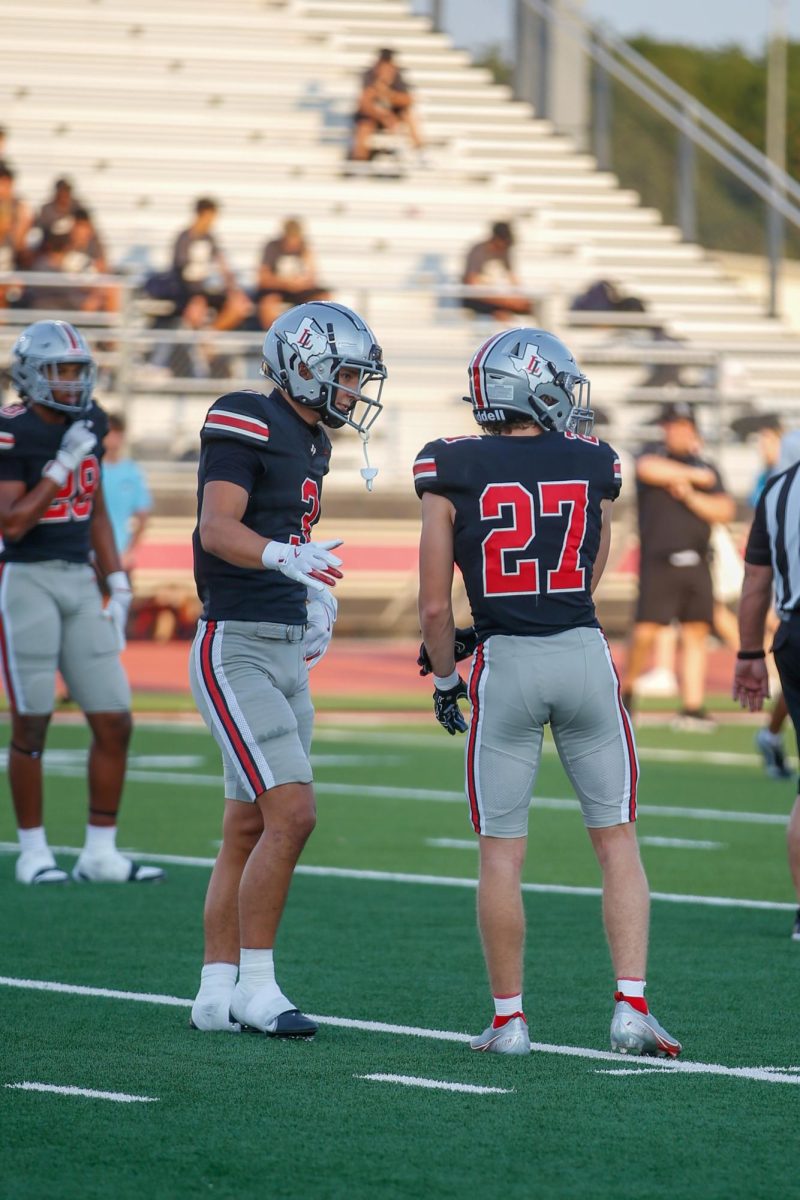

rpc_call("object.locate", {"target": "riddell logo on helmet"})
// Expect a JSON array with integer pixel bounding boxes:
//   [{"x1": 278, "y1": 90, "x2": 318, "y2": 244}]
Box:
[{"x1": 475, "y1": 408, "x2": 506, "y2": 422}]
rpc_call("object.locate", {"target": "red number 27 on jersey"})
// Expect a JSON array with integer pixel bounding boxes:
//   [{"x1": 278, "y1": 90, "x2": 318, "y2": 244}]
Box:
[{"x1": 480, "y1": 480, "x2": 589, "y2": 596}]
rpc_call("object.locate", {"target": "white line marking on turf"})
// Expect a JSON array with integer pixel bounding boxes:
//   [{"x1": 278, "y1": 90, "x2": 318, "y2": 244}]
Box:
[
  {"x1": 639, "y1": 837, "x2": 724, "y2": 850},
  {"x1": 5, "y1": 1081, "x2": 158, "y2": 1103},
  {"x1": 426, "y1": 838, "x2": 477, "y2": 850},
  {"x1": 2, "y1": 975, "x2": 799, "y2": 1087},
  {"x1": 355, "y1": 1073, "x2": 512, "y2": 1095},
  {"x1": 0, "y1": 844, "x2": 793, "y2": 911},
  {"x1": 594, "y1": 1069, "x2": 671, "y2": 1077}
]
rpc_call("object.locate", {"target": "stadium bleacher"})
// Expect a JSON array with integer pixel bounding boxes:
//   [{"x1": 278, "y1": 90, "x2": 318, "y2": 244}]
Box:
[{"x1": 2, "y1": 0, "x2": 798, "y2": 630}]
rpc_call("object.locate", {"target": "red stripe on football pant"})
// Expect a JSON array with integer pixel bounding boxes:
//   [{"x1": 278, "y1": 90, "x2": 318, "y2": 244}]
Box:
[
  {"x1": 466, "y1": 641, "x2": 485, "y2": 833},
  {"x1": 600, "y1": 630, "x2": 638, "y2": 820},
  {"x1": 0, "y1": 564, "x2": 19, "y2": 711},
  {"x1": 199, "y1": 622, "x2": 266, "y2": 798}
]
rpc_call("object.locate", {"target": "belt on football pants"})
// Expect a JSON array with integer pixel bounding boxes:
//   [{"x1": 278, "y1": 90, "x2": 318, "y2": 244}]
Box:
[{"x1": 255, "y1": 621, "x2": 307, "y2": 642}]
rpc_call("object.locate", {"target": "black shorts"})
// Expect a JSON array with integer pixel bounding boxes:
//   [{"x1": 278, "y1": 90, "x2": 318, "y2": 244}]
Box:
[
  {"x1": 772, "y1": 617, "x2": 800, "y2": 768},
  {"x1": 635, "y1": 558, "x2": 714, "y2": 625}
]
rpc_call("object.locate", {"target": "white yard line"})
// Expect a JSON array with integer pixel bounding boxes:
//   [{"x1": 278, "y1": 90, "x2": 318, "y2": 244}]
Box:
[
  {"x1": 0, "y1": 843, "x2": 793, "y2": 911},
  {"x1": 639, "y1": 837, "x2": 724, "y2": 850},
  {"x1": 1, "y1": 974, "x2": 798, "y2": 1088},
  {"x1": 426, "y1": 838, "x2": 478, "y2": 850},
  {"x1": 5, "y1": 1081, "x2": 158, "y2": 1103},
  {"x1": 355, "y1": 1073, "x2": 512, "y2": 1095}
]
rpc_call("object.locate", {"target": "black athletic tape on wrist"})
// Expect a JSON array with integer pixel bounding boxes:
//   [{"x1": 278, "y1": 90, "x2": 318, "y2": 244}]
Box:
[{"x1": 736, "y1": 649, "x2": 766, "y2": 660}]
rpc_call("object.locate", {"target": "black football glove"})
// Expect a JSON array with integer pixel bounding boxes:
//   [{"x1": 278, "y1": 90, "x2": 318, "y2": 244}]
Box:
[
  {"x1": 433, "y1": 676, "x2": 469, "y2": 735},
  {"x1": 418, "y1": 626, "x2": 478, "y2": 677}
]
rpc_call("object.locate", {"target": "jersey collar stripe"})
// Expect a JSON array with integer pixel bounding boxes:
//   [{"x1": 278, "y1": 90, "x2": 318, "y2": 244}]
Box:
[
  {"x1": 0, "y1": 565, "x2": 20, "y2": 712},
  {"x1": 466, "y1": 641, "x2": 487, "y2": 832},
  {"x1": 198, "y1": 622, "x2": 267, "y2": 798},
  {"x1": 204, "y1": 413, "x2": 270, "y2": 443},
  {"x1": 471, "y1": 332, "x2": 506, "y2": 411}
]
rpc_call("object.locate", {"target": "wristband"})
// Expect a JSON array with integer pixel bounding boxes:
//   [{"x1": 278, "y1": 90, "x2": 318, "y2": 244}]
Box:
[
  {"x1": 736, "y1": 649, "x2": 766, "y2": 660},
  {"x1": 433, "y1": 670, "x2": 460, "y2": 690},
  {"x1": 107, "y1": 570, "x2": 131, "y2": 594},
  {"x1": 42, "y1": 460, "x2": 69, "y2": 488}
]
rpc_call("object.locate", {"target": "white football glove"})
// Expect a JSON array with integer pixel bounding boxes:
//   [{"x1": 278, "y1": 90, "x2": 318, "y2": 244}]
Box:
[
  {"x1": 261, "y1": 538, "x2": 343, "y2": 594},
  {"x1": 304, "y1": 587, "x2": 338, "y2": 669},
  {"x1": 105, "y1": 570, "x2": 132, "y2": 651},
  {"x1": 42, "y1": 420, "x2": 97, "y2": 487}
]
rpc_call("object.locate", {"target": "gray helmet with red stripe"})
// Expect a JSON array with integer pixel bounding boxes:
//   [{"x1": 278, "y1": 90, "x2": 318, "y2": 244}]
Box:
[
  {"x1": 10, "y1": 319, "x2": 96, "y2": 417},
  {"x1": 465, "y1": 327, "x2": 593, "y2": 436},
  {"x1": 260, "y1": 301, "x2": 386, "y2": 433}
]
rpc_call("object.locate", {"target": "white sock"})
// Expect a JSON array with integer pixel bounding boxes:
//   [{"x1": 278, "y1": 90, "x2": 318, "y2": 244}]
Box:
[
  {"x1": 238, "y1": 948, "x2": 276, "y2": 994},
  {"x1": 617, "y1": 978, "x2": 646, "y2": 998},
  {"x1": 83, "y1": 824, "x2": 117, "y2": 854},
  {"x1": 18, "y1": 826, "x2": 48, "y2": 855},
  {"x1": 197, "y1": 962, "x2": 238, "y2": 995},
  {"x1": 493, "y1": 993, "x2": 523, "y2": 1018}
]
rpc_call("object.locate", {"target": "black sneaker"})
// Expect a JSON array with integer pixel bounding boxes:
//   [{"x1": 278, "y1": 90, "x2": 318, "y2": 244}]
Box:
[
  {"x1": 792, "y1": 908, "x2": 800, "y2": 943},
  {"x1": 756, "y1": 729, "x2": 793, "y2": 779}
]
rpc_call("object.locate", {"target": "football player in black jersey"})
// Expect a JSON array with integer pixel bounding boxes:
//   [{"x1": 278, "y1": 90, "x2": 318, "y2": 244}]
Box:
[
  {"x1": 189, "y1": 301, "x2": 386, "y2": 1037},
  {"x1": 415, "y1": 328, "x2": 681, "y2": 1059},
  {"x1": 0, "y1": 320, "x2": 163, "y2": 885}
]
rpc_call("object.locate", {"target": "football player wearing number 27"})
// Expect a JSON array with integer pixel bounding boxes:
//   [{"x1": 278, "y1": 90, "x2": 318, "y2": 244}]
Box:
[
  {"x1": 0, "y1": 320, "x2": 162, "y2": 885},
  {"x1": 189, "y1": 301, "x2": 386, "y2": 1038},
  {"x1": 415, "y1": 328, "x2": 681, "y2": 1059}
]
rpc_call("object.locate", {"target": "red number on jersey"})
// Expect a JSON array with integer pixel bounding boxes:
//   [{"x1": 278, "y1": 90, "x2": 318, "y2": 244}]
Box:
[
  {"x1": 480, "y1": 483, "x2": 538, "y2": 595},
  {"x1": 539, "y1": 480, "x2": 588, "y2": 593},
  {"x1": 40, "y1": 454, "x2": 101, "y2": 524},
  {"x1": 288, "y1": 477, "x2": 321, "y2": 546},
  {"x1": 480, "y1": 480, "x2": 590, "y2": 596}
]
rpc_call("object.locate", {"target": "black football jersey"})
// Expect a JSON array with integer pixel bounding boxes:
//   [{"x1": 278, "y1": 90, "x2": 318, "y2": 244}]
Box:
[
  {"x1": 413, "y1": 431, "x2": 621, "y2": 637},
  {"x1": 0, "y1": 400, "x2": 108, "y2": 563},
  {"x1": 193, "y1": 388, "x2": 332, "y2": 622}
]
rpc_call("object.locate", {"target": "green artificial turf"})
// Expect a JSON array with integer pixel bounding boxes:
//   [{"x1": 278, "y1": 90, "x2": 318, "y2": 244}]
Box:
[{"x1": 0, "y1": 717, "x2": 797, "y2": 1199}]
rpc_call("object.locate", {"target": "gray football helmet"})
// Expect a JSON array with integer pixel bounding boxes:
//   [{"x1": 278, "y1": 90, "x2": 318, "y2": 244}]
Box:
[
  {"x1": 261, "y1": 301, "x2": 386, "y2": 432},
  {"x1": 465, "y1": 328, "x2": 593, "y2": 436},
  {"x1": 10, "y1": 319, "x2": 96, "y2": 417}
]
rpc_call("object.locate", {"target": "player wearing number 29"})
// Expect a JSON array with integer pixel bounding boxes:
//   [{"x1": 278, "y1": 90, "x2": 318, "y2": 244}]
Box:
[
  {"x1": 188, "y1": 301, "x2": 386, "y2": 1038},
  {"x1": 414, "y1": 328, "x2": 681, "y2": 1058},
  {"x1": 0, "y1": 320, "x2": 163, "y2": 885}
]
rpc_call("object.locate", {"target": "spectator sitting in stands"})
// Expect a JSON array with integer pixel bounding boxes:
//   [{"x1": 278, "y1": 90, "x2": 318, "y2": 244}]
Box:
[
  {"x1": 26, "y1": 231, "x2": 74, "y2": 310},
  {"x1": 255, "y1": 218, "x2": 331, "y2": 330},
  {"x1": 0, "y1": 164, "x2": 33, "y2": 306},
  {"x1": 460, "y1": 221, "x2": 533, "y2": 322},
  {"x1": 170, "y1": 196, "x2": 251, "y2": 333},
  {"x1": 349, "y1": 47, "x2": 426, "y2": 164},
  {"x1": 35, "y1": 176, "x2": 81, "y2": 240},
  {"x1": 62, "y1": 207, "x2": 119, "y2": 315}
]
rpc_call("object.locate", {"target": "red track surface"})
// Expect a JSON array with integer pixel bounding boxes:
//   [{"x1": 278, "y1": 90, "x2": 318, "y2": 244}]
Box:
[{"x1": 120, "y1": 637, "x2": 737, "y2": 697}]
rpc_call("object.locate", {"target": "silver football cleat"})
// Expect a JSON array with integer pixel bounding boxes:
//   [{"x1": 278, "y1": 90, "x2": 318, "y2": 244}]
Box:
[
  {"x1": 610, "y1": 1000, "x2": 682, "y2": 1058},
  {"x1": 470, "y1": 1016, "x2": 531, "y2": 1055}
]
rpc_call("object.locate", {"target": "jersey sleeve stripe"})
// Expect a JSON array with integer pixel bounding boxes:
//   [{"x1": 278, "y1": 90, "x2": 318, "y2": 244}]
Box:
[
  {"x1": 0, "y1": 433, "x2": 15, "y2": 449},
  {"x1": 413, "y1": 458, "x2": 437, "y2": 480},
  {"x1": 203, "y1": 412, "x2": 270, "y2": 443}
]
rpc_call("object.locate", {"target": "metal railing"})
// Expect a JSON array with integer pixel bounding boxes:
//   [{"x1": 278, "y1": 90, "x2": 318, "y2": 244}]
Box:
[{"x1": 512, "y1": 0, "x2": 799, "y2": 317}]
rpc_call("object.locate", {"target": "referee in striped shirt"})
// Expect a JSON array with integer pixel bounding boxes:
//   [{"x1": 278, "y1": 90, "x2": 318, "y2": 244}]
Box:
[{"x1": 734, "y1": 457, "x2": 800, "y2": 940}]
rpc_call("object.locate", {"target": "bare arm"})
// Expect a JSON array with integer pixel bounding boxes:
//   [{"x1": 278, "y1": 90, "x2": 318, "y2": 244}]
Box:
[
  {"x1": 591, "y1": 499, "x2": 613, "y2": 594},
  {"x1": 199, "y1": 479, "x2": 270, "y2": 569},
  {"x1": 417, "y1": 491, "x2": 457, "y2": 678},
  {"x1": 732, "y1": 561, "x2": 773, "y2": 711},
  {"x1": 0, "y1": 477, "x2": 61, "y2": 543},
  {"x1": 666, "y1": 477, "x2": 736, "y2": 524},
  {"x1": 636, "y1": 455, "x2": 717, "y2": 490},
  {"x1": 121, "y1": 509, "x2": 150, "y2": 571},
  {"x1": 90, "y1": 482, "x2": 124, "y2": 579}
]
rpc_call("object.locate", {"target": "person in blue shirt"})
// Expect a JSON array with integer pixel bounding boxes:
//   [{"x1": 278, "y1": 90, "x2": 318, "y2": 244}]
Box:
[{"x1": 101, "y1": 413, "x2": 152, "y2": 572}]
